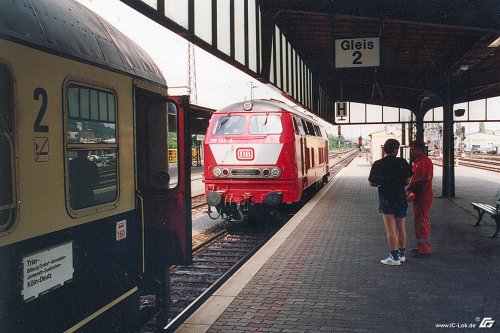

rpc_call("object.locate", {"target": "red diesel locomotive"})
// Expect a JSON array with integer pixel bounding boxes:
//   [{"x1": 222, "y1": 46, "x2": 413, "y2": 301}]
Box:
[{"x1": 203, "y1": 99, "x2": 330, "y2": 221}]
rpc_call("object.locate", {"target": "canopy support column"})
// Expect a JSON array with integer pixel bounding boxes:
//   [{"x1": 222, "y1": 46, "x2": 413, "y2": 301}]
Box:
[{"x1": 441, "y1": 78, "x2": 456, "y2": 197}]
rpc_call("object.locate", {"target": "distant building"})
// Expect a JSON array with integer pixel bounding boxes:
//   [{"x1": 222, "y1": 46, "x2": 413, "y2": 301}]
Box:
[
  {"x1": 369, "y1": 129, "x2": 396, "y2": 163},
  {"x1": 368, "y1": 126, "x2": 410, "y2": 164},
  {"x1": 463, "y1": 132, "x2": 500, "y2": 153}
]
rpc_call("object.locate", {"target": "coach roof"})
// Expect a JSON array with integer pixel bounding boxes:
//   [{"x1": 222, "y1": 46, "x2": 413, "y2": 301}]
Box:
[{"x1": 0, "y1": 0, "x2": 166, "y2": 85}]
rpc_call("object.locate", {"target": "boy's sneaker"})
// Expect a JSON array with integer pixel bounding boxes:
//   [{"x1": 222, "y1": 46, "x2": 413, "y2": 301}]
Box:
[
  {"x1": 399, "y1": 254, "x2": 406, "y2": 263},
  {"x1": 380, "y1": 255, "x2": 401, "y2": 266}
]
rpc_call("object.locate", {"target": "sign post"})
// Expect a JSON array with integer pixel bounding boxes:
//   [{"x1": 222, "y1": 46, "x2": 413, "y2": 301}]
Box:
[
  {"x1": 336, "y1": 102, "x2": 347, "y2": 120},
  {"x1": 338, "y1": 125, "x2": 341, "y2": 151}
]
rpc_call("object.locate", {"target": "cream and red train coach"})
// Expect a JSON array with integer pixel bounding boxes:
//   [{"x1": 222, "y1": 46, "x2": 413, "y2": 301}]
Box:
[{"x1": 0, "y1": 0, "x2": 192, "y2": 331}]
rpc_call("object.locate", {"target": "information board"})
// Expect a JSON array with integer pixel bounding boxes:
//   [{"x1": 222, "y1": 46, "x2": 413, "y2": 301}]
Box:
[{"x1": 22, "y1": 242, "x2": 74, "y2": 301}]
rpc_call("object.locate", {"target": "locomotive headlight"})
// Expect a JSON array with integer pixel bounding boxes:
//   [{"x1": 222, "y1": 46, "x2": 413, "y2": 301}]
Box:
[
  {"x1": 262, "y1": 168, "x2": 270, "y2": 177},
  {"x1": 213, "y1": 167, "x2": 222, "y2": 177},
  {"x1": 270, "y1": 167, "x2": 281, "y2": 177}
]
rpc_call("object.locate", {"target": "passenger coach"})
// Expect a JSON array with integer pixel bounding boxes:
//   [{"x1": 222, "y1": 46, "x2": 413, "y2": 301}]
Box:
[
  {"x1": 0, "y1": 0, "x2": 191, "y2": 331},
  {"x1": 203, "y1": 99, "x2": 330, "y2": 221}
]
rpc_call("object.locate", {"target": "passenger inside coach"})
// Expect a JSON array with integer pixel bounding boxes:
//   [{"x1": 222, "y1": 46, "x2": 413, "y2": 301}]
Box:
[{"x1": 69, "y1": 150, "x2": 100, "y2": 209}]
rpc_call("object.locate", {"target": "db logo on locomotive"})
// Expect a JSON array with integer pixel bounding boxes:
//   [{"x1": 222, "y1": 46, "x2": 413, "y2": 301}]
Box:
[{"x1": 236, "y1": 148, "x2": 254, "y2": 160}]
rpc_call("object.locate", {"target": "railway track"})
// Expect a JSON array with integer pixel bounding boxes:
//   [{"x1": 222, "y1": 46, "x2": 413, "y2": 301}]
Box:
[
  {"x1": 457, "y1": 157, "x2": 500, "y2": 172},
  {"x1": 430, "y1": 155, "x2": 500, "y2": 173},
  {"x1": 329, "y1": 149, "x2": 359, "y2": 179},
  {"x1": 191, "y1": 194, "x2": 207, "y2": 209},
  {"x1": 164, "y1": 225, "x2": 277, "y2": 331}
]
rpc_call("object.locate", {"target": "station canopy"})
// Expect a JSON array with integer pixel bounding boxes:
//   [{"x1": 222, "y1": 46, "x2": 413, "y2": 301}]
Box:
[{"x1": 121, "y1": 0, "x2": 500, "y2": 123}]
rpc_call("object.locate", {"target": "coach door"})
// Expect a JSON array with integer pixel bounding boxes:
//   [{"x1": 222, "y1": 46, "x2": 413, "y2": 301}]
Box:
[{"x1": 134, "y1": 85, "x2": 192, "y2": 271}]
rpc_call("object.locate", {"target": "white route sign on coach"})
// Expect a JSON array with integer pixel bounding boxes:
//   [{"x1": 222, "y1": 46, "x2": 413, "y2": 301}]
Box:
[
  {"x1": 335, "y1": 37, "x2": 380, "y2": 68},
  {"x1": 21, "y1": 242, "x2": 74, "y2": 301}
]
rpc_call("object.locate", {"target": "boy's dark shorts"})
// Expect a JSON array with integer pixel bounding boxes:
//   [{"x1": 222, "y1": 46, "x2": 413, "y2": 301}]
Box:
[{"x1": 379, "y1": 202, "x2": 408, "y2": 218}]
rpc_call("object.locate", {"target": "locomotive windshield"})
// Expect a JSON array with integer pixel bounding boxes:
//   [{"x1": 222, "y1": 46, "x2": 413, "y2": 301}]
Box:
[
  {"x1": 249, "y1": 114, "x2": 282, "y2": 134},
  {"x1": 213, "y1": 115, "x2": 244, "y2": 135}
]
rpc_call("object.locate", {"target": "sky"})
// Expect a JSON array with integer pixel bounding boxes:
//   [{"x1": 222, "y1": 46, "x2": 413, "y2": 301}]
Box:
[{"x1": 76, "y1": 0, "x2": 499, "y2": 139}]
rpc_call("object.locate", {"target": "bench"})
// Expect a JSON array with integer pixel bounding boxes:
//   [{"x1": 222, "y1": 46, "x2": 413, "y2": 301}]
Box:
[{"x1": 471, "y1": 191, "x2": 500, "y2": 238}]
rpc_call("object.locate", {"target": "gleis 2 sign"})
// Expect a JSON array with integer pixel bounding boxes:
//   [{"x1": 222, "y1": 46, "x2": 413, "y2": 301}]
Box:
[{"x1": 335, "y1": 37, "x2": 380, "y2": 68}]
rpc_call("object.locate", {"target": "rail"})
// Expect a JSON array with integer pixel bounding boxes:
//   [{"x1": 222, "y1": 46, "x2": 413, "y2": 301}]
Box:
[
  {"x1": 430, "y1": 155, "x2": 500, "y2": 173},
  {"x1": 329, "y1": 149, "x2": 359, "y2": 179},
  {"x1": 163, "y1": 228, "x2": 275, "y2": 332}
]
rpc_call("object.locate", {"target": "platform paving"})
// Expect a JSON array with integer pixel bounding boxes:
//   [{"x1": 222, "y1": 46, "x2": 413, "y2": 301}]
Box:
[{"x1": 177, "y1": 156, "x2": 500, "y2": 333}]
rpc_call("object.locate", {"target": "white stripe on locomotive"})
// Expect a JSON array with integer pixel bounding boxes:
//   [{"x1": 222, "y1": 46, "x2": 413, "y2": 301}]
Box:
[{"x1": 209, "y1": 143, "x2": 284, "y2": 164}]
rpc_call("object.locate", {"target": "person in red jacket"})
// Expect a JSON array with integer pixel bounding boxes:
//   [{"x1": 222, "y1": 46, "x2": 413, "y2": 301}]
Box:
[{"x1": 408, "y1": 140, "x2": 434, "y2": 258}]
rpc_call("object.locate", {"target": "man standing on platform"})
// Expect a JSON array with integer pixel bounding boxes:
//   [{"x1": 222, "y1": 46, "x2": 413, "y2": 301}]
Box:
[{"x1": 408, "y1": 140, "x2": 434, "y2": 258}]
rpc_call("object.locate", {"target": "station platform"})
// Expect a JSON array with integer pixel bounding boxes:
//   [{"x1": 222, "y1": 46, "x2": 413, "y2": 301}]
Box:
[{"x1": 177, "y1": 156, "x2": 500, "y2": 333}]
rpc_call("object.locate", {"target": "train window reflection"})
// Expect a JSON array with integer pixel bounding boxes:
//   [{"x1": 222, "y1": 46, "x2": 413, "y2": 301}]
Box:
[
  {"x1": 213, "y1": 115, "x2": 244, "y2": 135},
  {"x1": 249, "y1": 115, "x2": 283, "y2": 134},
  {"x1": 80, "y1": 88, "x2": 90, "y2": 118},
  {"x1": 66, "y1": 84, "x2": 118, "y2": 213},
  {"x1": 68, "y1": 150, "x2": 115, "y2": 209},
  {"x1": 0, "y1": 62, "x2": 15, "y2": 232}
]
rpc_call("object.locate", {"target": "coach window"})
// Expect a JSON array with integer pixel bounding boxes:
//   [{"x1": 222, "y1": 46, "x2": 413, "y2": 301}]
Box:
[
  {"x1": 66, "y1": 84, "x2": 118, "y2": 212},
  {"x1": 0, "y1": 63, "x2": 15, "y2": 232},
  {"x1": 167, "y1": 102, "x2": 178, "y2": 188},
  {"x1": 249, "y1": 115, "x2": 283, "y2": 134},
  {"x1": 213, "y1": 115, "x2": 244, "y2": 135}
]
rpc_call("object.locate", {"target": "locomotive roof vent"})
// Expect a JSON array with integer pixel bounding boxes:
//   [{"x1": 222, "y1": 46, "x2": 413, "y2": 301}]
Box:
[{"x1": 243, "y1": 102, "x2": 253, "y2": 111}]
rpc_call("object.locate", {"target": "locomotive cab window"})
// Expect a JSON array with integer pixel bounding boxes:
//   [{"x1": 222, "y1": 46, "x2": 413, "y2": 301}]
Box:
[
  {"x1": 249, "y1": 114, "x2": 283, "y2": 134},
  {"x1": 0, "y1": 63, "x2": 15, "y2": 232},
  {"x1": 212, "y1": 115, "x2": 244, "y2": 135},
  {"x1": 65, "y1": 84, "x2": 118, "y2": 213}
]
